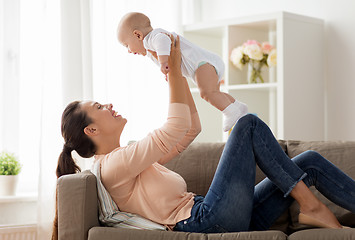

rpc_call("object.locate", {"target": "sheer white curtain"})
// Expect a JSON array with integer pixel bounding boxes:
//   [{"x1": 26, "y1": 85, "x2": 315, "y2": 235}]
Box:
[
  {"x1": 0, "y1": 0, "x2": 3, "y2": 151},
  {"x1": 19, "y1": 0, "x2": 62, "y2": 239},
  {"x1": 36, "y1": 0, "x2": 95, "y2": 238},
  {"x1": 0, "y1": 0, "x2": 21, "y2": 168},
  {"x1": 15, "y1": 0, "x2": 182, "y2": 238}
]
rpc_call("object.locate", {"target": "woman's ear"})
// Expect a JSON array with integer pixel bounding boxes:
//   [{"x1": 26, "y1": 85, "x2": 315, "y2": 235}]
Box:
[
  {"x1": 133, "y1": 30, "x2": 144, "y2": 40},
  {"x1": 84, "y1": 125, "x2": 99, "y2": 136}
]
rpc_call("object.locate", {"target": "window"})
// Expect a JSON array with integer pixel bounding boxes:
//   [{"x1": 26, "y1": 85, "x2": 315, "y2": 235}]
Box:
[{"x1": 1, "y1": 0, "x2": 182, "y2": 195}]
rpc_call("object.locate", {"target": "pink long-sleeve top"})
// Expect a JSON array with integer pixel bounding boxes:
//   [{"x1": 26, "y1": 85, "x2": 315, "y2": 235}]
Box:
[{"x1": 95, "y1": 103, "x2": 201, "y2": 226}]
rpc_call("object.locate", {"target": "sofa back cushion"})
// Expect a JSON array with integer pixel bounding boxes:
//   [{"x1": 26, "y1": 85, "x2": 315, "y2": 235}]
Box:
[
  {"x1": 286, "y1": 140, "x2": 355, "y2": 231},
  {"x1": 164, "y1": 142, "x2": 225, "y2": 196}
]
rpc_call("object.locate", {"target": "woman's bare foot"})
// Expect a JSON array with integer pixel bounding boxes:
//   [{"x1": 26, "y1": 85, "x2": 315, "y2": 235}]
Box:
[
  {"x1": 290, "y1": 181, "x2": 342, "y2": 229},
  {"x1": 299, "y1": 201, "x2": 342, "y2": 228}
]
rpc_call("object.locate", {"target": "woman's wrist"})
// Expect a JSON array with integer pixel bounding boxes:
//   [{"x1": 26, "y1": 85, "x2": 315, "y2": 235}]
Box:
[{"x1": 167, "y1": 35, "x2": 188, "y2": 104}]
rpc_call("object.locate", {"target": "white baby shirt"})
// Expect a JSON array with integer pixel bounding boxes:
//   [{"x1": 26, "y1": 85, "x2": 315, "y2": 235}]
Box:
[{"x1": 143, "y1": 28, "x2": 225, "y2": 83}]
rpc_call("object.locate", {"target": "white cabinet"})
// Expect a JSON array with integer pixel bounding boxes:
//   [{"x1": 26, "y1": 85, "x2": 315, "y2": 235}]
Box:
[{"x1": 183, "y1": 12, "x2": 325, "y2": 142}]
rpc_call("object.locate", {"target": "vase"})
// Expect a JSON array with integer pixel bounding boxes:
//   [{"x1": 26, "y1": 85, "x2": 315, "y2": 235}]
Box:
[
  {"x1": 247, "y1": 60, "x2": 265, "y2": 84},
  {"x1": 0, "y1": 175, "x2": 19, "y2": 196}
]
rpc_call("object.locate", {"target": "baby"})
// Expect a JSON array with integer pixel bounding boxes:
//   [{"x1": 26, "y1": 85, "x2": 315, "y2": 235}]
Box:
[{"x1": 117, "y1": 12, "x2": 248, "y2": 132}]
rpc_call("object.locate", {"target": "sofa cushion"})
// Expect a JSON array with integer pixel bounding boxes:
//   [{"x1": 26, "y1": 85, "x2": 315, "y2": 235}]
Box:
[
  {"x1": 288, "y1": 228, "x2": 355, "y2": 240},
  {"x1": 164, "y1": 142, "x2": 226, "y2": 196},
  {"x1": 286, "y1": 140, "x2": 355, "y2": 178},
  {"x1": 207, "y1": 230, "x2": 287, "y2": 240},
  {"x1": 88, "y1": 227, "x2": 206, "y2": 240},
  {"x1": 88, "y1": 227, "x2": 287, "y2": 240},
  {"x1": 286, "y1": 141, "x2": 355, "y2": 231}
]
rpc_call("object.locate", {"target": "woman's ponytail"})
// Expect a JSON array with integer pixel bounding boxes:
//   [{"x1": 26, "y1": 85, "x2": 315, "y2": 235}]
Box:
[
  {"x1": 52, "y1": 101, "x2": 96, "y2": 240},
  {"x1": 56, "y1": 144, "x2": 81, "y2": 178}
]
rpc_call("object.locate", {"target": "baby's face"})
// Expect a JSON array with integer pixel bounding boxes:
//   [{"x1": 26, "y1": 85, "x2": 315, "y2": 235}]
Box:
[{"x1": 118, "y1": 27, "x2": 147, "y2": 56}]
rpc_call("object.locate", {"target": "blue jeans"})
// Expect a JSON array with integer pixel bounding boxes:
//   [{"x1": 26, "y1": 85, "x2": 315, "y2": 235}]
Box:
[{"x1": 174, "y1": 114, "x2": 355, "y2": 233}]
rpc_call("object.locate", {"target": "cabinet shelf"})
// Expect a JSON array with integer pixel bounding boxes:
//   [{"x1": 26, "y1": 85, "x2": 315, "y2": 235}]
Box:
[
  {"x1": 190, "y1": 83, "x2": 278, "y2": 93},
  {"x1": 184, "y1": 11, "x2": 325, "y2": 142},
  {"x1": 224, "y1": 82, "x2": 278, "y2": 91}
]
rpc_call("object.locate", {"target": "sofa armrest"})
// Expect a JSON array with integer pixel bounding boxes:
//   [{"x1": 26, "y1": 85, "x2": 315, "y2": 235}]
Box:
[{"x1": 57, "y1": 170, "x2": 100, "y2": 240}]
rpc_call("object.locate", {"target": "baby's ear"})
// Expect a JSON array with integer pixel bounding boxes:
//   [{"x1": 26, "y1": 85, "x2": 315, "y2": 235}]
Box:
[{"x1": 133, "y1": 30, "x2": 144, "y2": 40}]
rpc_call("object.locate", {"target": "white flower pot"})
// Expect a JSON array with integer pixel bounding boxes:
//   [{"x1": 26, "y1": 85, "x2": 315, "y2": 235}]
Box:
[{"x1": 0, "y1": 175, "x2": 19, "y2": 196}]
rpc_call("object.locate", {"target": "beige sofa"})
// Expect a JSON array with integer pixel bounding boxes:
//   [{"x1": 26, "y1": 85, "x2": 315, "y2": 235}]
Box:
[{"x1": 57, "y1": 140, "x2": 355, "y2": 240}]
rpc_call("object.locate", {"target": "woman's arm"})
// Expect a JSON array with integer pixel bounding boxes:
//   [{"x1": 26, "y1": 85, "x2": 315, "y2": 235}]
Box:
[
  {"x1": 156, "y1": 36, "x2": 201, "y2": 165},
  {"x1": 158, "y1": 78, "x2": 201, "y2": 165},
  {"x1": 167, "y1": 35, "x2": 188, "y2": 105},
  {"x1": 104, "y1": 36, "x2": 193, "y2": 179}
]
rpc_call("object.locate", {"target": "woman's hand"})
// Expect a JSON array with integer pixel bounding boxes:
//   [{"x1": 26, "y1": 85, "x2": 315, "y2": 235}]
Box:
[{"x1": 167, "y1": 35, "x2": 182, "y2": 77}]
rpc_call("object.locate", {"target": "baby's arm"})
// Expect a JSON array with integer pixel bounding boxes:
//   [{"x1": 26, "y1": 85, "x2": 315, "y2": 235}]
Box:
[
  {"x1": 158, "y1": 55, "x2": 169, "y2": 75},
  {"x1": 151, "y1": 32, "x2": 173, "y2": 76}
]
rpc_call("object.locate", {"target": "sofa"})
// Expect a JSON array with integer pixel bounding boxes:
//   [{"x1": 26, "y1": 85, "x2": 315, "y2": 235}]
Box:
[{"x1": 57, "y1": 140, "x2": 355, "y2": 240}]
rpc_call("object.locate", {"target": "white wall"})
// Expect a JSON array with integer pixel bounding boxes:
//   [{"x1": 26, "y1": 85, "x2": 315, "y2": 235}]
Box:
[{"x1": 190, "y1": 0, "x2": 355, "y2": 141}]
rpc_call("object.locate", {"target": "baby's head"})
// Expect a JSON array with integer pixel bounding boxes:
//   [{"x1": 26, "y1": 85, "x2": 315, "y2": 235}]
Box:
[{"x1": 117, "y1": 12, "x2": 153, "y2": 56}]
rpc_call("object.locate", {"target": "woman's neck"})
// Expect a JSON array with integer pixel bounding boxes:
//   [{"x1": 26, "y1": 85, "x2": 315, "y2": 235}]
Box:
[{"x1": 94, "y1": 136, "x2": 121, "y2": 155}]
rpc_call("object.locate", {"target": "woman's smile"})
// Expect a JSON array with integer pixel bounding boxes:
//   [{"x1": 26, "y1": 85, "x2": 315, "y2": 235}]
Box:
[
  {"x1": 113, "y1": 111, "x2": 121, "y2": 118},
  {"x1": 110, "y1": 109, "x2": 122, "y2": 118}
]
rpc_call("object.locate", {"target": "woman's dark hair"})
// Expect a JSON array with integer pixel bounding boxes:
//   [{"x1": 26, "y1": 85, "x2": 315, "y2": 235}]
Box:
[{"x1": 52, "y1": 101, "x2": 97, "y2": 240}]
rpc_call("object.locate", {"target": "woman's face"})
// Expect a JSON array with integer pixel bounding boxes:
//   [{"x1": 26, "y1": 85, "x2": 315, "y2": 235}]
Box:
[{"x1": 80, "y1": 101, "x2": 127, "y2": 137}]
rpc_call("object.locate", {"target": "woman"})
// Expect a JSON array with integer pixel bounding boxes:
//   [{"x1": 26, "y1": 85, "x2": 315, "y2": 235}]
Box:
[{"x1": 53, "y1": 36, "x2": 354, "y2": 238}]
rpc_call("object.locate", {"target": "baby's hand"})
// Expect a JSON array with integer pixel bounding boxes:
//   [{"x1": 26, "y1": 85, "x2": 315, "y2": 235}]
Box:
[{"x1": 160, "y1": 62, "x2": 170, "y2": 75}]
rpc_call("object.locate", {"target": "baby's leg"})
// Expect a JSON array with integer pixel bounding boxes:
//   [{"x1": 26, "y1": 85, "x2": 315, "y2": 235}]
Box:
[
  {"x1": 195, "y1": 63, "x2": 231, "y2": 111},
  {"x1": 223, "y1": 92, "x2": 236, "y2": 103},
  {"x1": 195, "y1": 63, "x2": 248, "y2": 132}
]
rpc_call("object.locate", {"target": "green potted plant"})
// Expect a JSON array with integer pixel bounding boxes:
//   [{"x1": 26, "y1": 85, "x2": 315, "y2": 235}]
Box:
[{"x1": 0, "y1": 151, "x2": 22, "y2": 196}]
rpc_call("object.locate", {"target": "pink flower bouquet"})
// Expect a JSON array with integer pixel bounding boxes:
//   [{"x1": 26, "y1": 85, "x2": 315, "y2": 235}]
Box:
[{"x1": 230, "y1": 40, "x2": 277, "y2": 83}]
